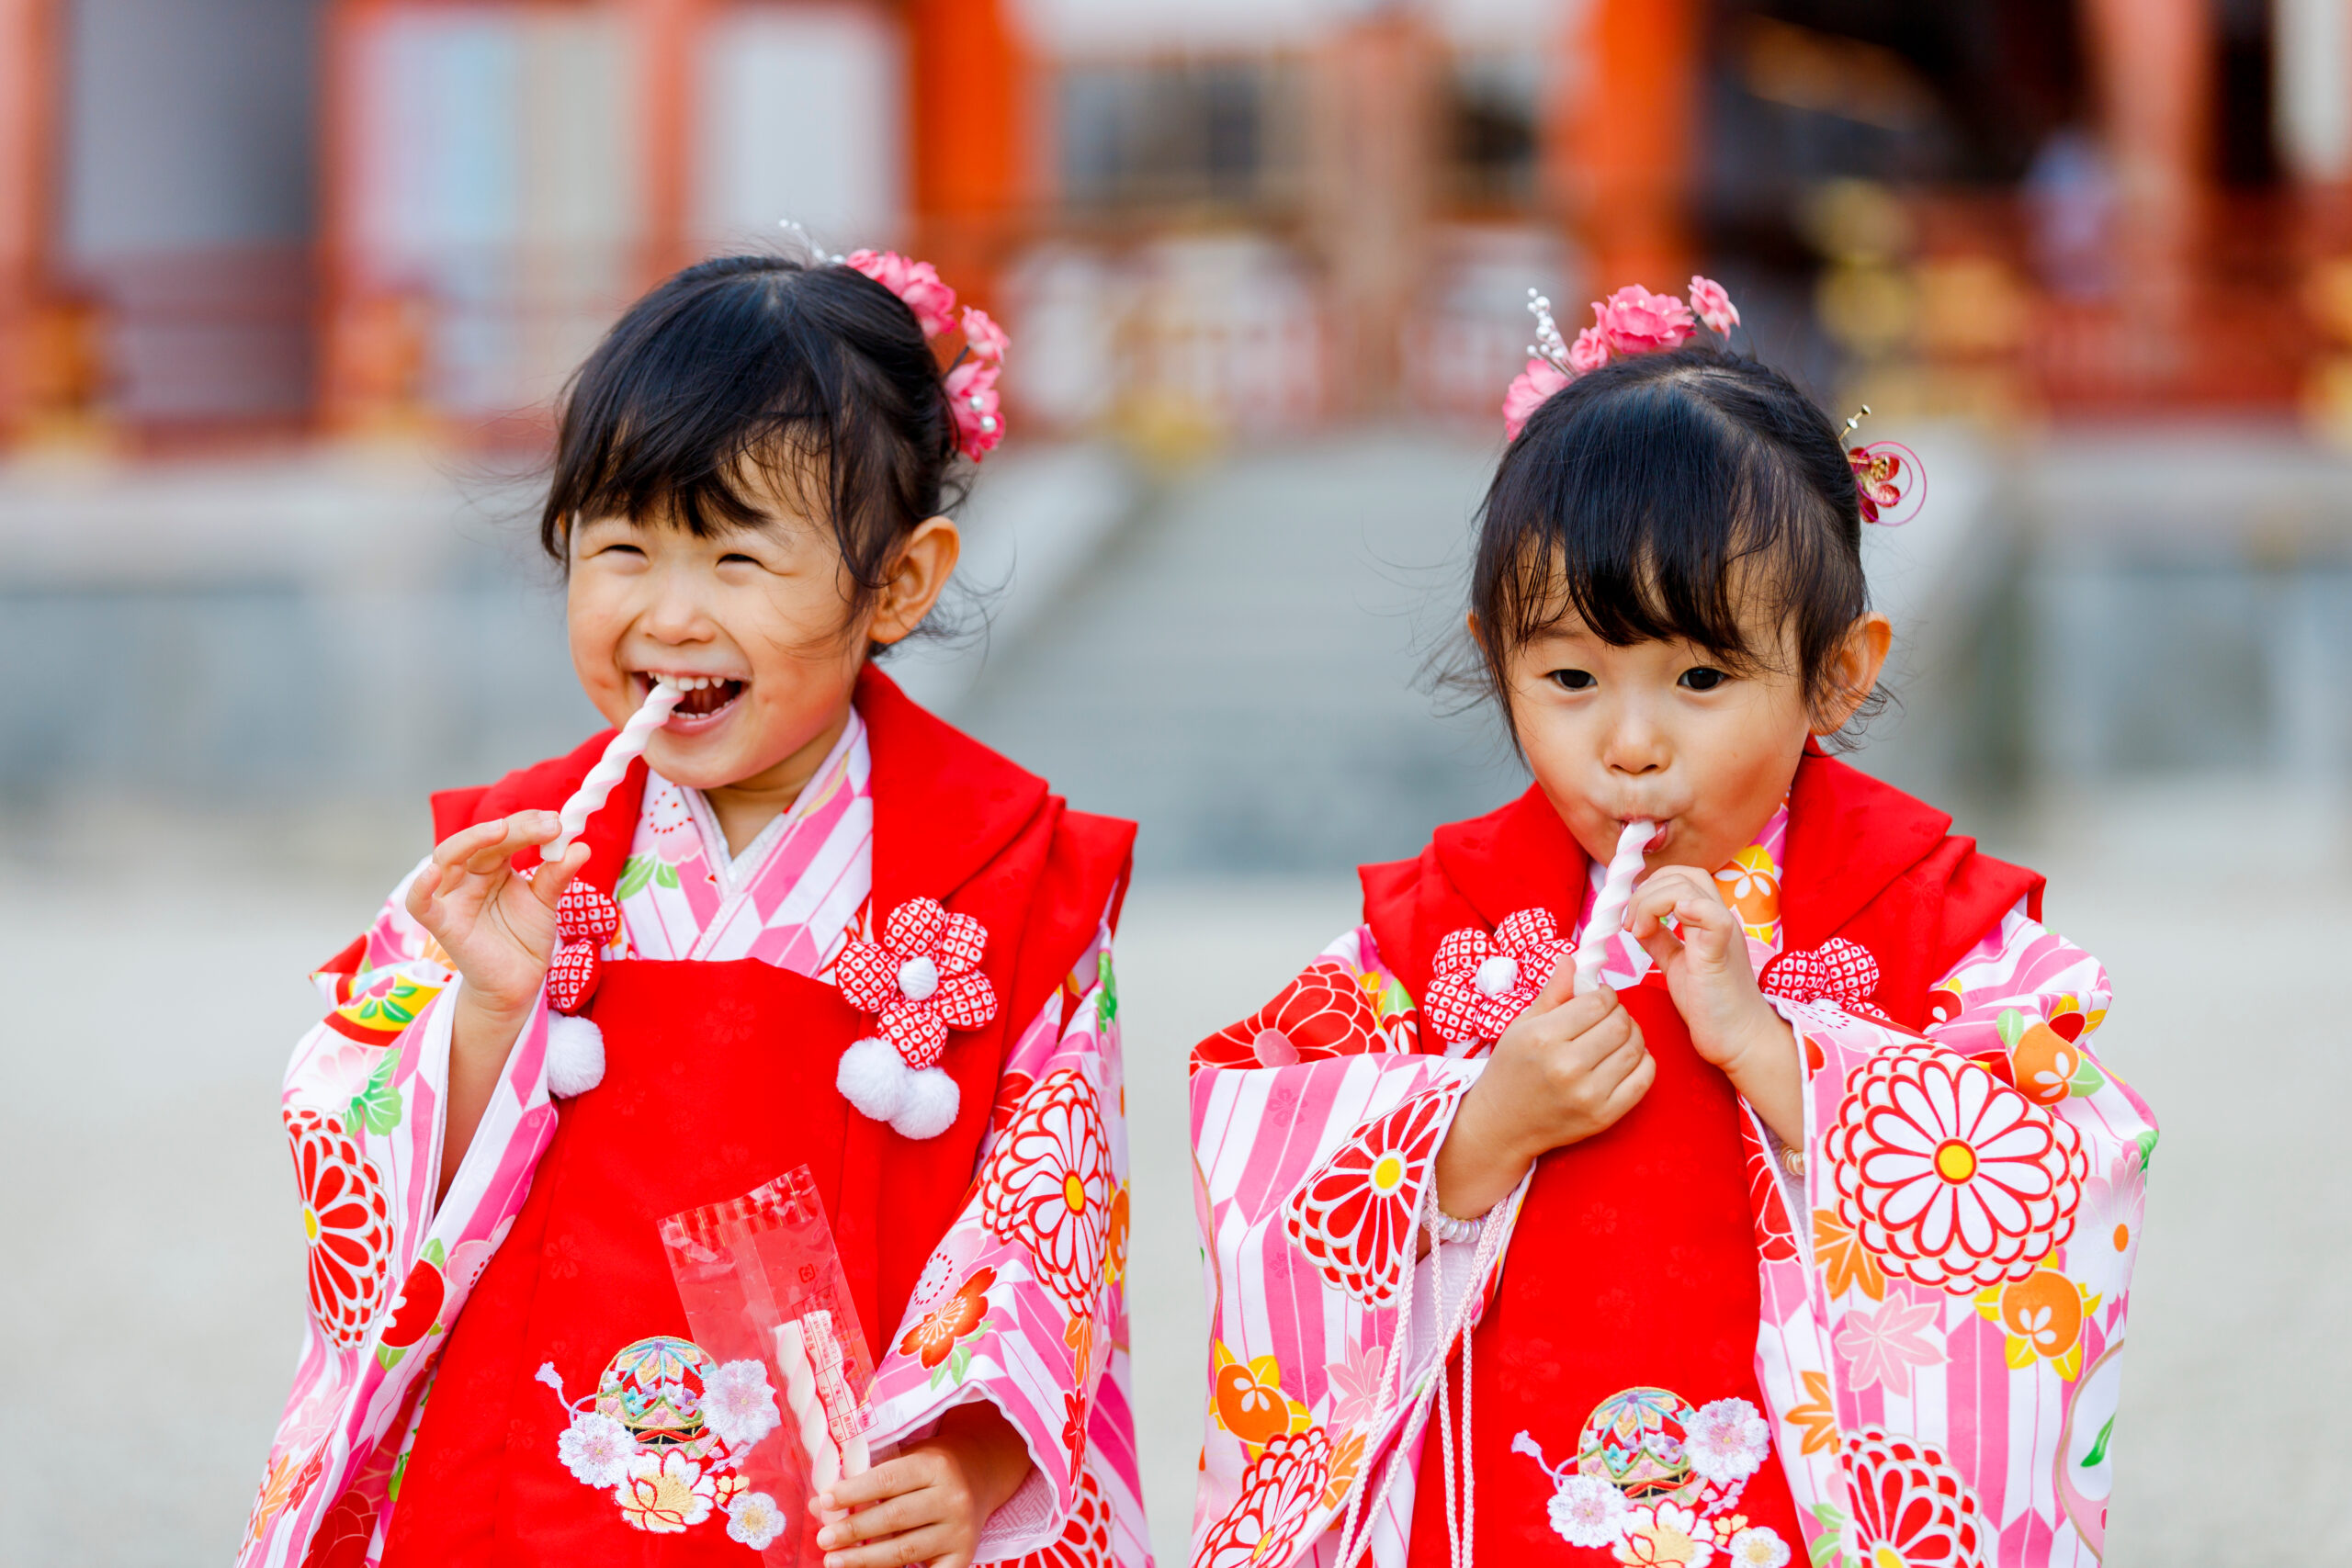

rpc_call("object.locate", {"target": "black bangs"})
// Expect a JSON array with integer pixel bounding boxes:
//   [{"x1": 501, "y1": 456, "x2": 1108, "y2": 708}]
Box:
[
  {"x1": 539, "y1": 254, "x2": 961, "y2": 614},
  {"x1": 1471, "y1": 343, "x2": 1869, "y2": 725}
]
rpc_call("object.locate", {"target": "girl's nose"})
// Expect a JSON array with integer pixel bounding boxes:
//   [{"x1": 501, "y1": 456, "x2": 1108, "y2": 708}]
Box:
[{"x1": 1602, "y1": 706, "x2": 1671, "y2": 774}]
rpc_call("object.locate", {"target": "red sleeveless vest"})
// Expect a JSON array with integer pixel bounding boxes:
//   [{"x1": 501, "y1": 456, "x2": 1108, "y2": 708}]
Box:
[
  {"x1": 1364, "y1": 750, "x2": 2039, "y2": 1565},
  {"x1": 379, "y1": 669, "x2": 1135, "y2": 1567}
]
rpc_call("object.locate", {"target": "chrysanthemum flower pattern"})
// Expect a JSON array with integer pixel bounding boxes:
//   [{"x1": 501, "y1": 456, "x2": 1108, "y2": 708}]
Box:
[
  {"x1": 1827, "y1": 1043, "x2": 2087, "y2": 1292},
  {"x1": 1023, "y1": 1464, "x2": 1116, "y2": 1568},
  {"x1": 1283, "y1": 1088, "x2": 1457, "y2": 1305},
  {"x1": 1839, "y1": 1427, "x2": 1989, "y2": 1568},
  {"x1": 1421, "y1": 908, "x2": 1570, "y2": 1049},
  {"x1": 1192, "y1": 1427, "x2": 1333, "y2": 1568},
  {"x1": 1193, "y1": 959, "x2": 1385, "y2": 1070},
  {"x1": 980, "y1": 1067, "x2": 1114, "y2": 1311},
  {"x1": 284, "y1": 1106, "x2": 391, "y2": 1349}
]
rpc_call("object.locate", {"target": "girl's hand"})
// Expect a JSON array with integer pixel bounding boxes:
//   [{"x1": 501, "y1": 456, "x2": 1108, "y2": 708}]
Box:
[
  {"x1": 404, "y1": 812, "x2": 585, "y2": 1020},
  {"x1": 1624, "y1": 866, "x2": 1802, "y2": 1144},
  {"x1": 1432, "y1": 958, "x2": 1656, "y2": 1221},
  {"x1": 406, "y1": 813, "x2": 588, "y2": 1198},
  {"x1": 815, "y1": 1402, "x2": 1033, "y2": 1568}
]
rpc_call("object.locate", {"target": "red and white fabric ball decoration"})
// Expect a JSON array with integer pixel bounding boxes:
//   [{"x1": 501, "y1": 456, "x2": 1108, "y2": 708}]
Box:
[
  {"x1": 1759, "y1": 937, "x2": 1894, "y2": 1025},
  {"x1": 536, "y1": 877, "x2": 621, "y2": 1098},
  {"x1": 834, "y1": 897, "x2": 999, "y2": 1139},
  {"x1": 1421, "y1": 908, "x2": 1571, "y2": 1053}
]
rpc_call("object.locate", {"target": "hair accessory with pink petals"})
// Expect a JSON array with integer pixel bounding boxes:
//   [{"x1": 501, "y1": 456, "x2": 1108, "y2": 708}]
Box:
[
  {"x1": 1501, "y1": 276, "x2": 1741, "y2": 440},
  {"x1": 840, "y1": 246, "x2": 1008, "y2": 462},
  {"x1": 1838, "y1": 405, "x2": 1925, "y2": 527}
]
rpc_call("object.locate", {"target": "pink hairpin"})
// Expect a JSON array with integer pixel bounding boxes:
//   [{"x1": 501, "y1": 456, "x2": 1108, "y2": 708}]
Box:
[
  {"x1": 842, "y1": 248, "x2": 1007, "y2": 462},
  {"x1": 1840, "y1": 406, "x2": 1924, "y2": 527},
  {"x1": 1502, "y1": 276, "x2": 1741, "y2": 440}
]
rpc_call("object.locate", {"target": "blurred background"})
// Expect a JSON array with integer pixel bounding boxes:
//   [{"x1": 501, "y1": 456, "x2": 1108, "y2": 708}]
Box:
[{"x1": 4, "y1": 0, "x2": 2350, "y2": 1562}]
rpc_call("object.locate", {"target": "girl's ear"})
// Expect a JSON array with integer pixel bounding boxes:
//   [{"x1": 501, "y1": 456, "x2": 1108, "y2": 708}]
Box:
[
  {"x1": 868, "y1": 515, "x2": 962, "y2": 647},
  {"x1": 1813, "y1": 611, "x2": 1892, "y2": 734}
]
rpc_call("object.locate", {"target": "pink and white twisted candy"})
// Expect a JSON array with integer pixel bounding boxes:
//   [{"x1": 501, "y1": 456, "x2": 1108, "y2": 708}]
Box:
[
  {"x1": 541, "y1": 679, "x2": 680, "y2": 862},
  {"x1": 777, "y1": 1310, "x2": 869, "y2": 1510},
  {"x1": 1572, "y1": 818, "x2": 1658, "y2": 993}
]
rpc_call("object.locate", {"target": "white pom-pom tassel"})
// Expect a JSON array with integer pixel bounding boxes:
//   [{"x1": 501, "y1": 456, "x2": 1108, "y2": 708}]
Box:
[
  {"x1": 889, "y1": 1066, "x2": 960, "y2": 1141},
  {"x1": 545, "y1": 1012, "x2": 606, "y2": 1098},
  {"x1": 837, "y1": 1036, "x2": 911, "y2": 1122}
]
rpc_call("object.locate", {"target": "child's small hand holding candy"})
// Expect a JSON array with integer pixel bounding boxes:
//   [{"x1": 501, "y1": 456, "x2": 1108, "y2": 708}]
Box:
[
  {"x1": 1624, "y1": 866, "x2": 1801, "y2": 1144},
  {"x1": 1433, "y1": 958, "x2": 1657, "y2": 1221},
  {"x1": 403, "y1": 810, "x2": 590, "y2": 1194},
  {"x1": 813, "y1": 1402, "x2": 1034, "y2": 1568}
]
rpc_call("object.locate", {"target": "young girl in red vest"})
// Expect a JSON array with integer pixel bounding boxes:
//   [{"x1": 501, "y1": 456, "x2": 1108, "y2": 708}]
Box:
[
  {"x1": 243, "y1": 251, "x2": 1145, "y2": 1568},
  {"x1": 1187, "y1": 283, "x2": 2154, "y2": 1568}
]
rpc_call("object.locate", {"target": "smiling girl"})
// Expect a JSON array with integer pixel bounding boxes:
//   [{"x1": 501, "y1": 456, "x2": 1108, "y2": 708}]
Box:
[
  {"x1": 243, "y1": 252, "x2": 1144, "y2": 1568},
  {"x1": 1187, "y1": 284, "x2": 2155, "y2": 1568}
]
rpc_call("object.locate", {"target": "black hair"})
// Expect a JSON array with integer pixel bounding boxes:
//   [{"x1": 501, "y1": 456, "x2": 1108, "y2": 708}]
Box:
[
  {"x1": 539, "y1": 252, "x2": 965, "y2": 635},
  {"x1": 1467, "y1": 342, "x2": 1879, "y2": 741}
]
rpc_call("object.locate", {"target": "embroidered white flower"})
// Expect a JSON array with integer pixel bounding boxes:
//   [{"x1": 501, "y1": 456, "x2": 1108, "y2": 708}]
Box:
[
  {"x1": 1727, "y1": 1526, "x2": 1791, "y2": 1567},
  {"x1": 700, "y1": 1359, "x2": 780, "y2": 1449},
  {"x1": 1684, "y1": 1398, "x2": 1770, "y2": 1483},
  {"x1": 1614, "y1": 1501, "x2": 1713, "y2": 1567},
  {"x1": 726, "y1": 1490, "x2": 786, "y2": 1551},
  {"x1": 1546, "y1": 1473, "x2": 1631, "y2": 1548},
  {"x1": 616, "y1": 1450, "x2": 717, "y2": 1533},
  {"x1": 557, "y1": 1412, "x2": 636, "y2": 1488}
]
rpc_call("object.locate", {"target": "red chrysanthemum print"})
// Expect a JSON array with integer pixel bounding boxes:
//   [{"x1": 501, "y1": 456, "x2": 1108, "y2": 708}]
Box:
[
  {"x1": 298, "y1": 1483, "x2": 379, "y2": 1568},
  {"x1": 898, "y1": 1265, "x2": 997, "y2": 1368},
  {"x1": 1193, "y1": 1428, "x2": 1333, "y2": 1568},
  {"x1": 1193, "y1": 960, "x2": 1385, "y2": 1073},
  {"x1": 1740, "y1": 1118, "x2": 1800, "y2": 1263},
  {"x1": 1826, "y1": 1044, "x2": 2087, "y2": 1293},
  {"x1": 1062, "y1": 1387, "x2": 1091, "y2": 1482},
  {"x1": 1283, "y1": 1089, "x2": 1455, "y2": 1305},
  {"x1": 1841, "y1": 1427, "x2": 1989, "y2": 1568},
  {"x1": 1013, "y1": 1464, "x2": 1116, "y2": 1568},
  {"x1": 285, "y1": 1106, "x2": 392, "y2": 1348},
  {"x1": 980, "y1": 1067, "x2": 1114, "y2": 1310}
]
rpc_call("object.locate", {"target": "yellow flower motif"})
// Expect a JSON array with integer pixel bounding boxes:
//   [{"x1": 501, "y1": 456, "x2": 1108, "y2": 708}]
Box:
[
  {"x1": 1210, "y1": 1341, "x2": 1311, "y2": 1450},
  {"x1": 1973, "y1": 1269, "x2": 2101, "y2": 1381},
  {"x1": 1714, "y1": 845, "x2": 1781, "y2": 939}
]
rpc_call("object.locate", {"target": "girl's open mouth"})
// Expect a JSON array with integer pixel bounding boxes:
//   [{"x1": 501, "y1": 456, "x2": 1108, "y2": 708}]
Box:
[{"x1": 639, "y1": 672, "x2": 747, "y2": 730}]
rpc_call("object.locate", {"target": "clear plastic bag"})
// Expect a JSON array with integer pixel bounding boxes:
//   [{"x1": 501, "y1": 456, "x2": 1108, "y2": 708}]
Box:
[{"x1": 661, "y1": 1165, "x2": 875, "y2": 1565}]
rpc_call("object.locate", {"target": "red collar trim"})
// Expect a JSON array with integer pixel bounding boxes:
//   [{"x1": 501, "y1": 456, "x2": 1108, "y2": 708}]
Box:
[
  {"x1": 857, "y1": 665, "x2": 1052, "y2": 915},
  {"x1": 1430, "y1": 784, "x2": 1589, "y2": 934}
]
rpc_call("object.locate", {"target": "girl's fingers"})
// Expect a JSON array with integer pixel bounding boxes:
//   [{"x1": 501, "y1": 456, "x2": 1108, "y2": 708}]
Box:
[
  {"x1": 1602, "y1": 1049, "x2": 1658, "y2": 1119},
  {"x1": 432, "y1": 816, "x2": 518, "y2": 871},
  {"x1": 461, "y1": 811, "x2": 560, "y2": 876},
  {"x1": 403, "y1": 861, "x2": 446, "y2": 924},
  {"x1": 824, "y1": 1520, "x2": 956, "y2": 1568},
  {"x1": 820, "y1": 1486, "x2": 935, "y2": 1548},
  {"x1": 823, "y1": 1456, "x2": 929, "y2": 1514},
  {"x1": 1531, "y1": 949, "x2": 1581, "y2": 1010}
]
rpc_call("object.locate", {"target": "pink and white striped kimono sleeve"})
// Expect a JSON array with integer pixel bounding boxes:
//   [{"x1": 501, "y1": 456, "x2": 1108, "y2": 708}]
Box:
[
  {"x1": 1186, "y1": 926, "x2": 1510, "y2": 1568},
  {"x1": 1753, "y1": 901, "x2": 2157, "y2": 1566},
  {"x1": 241, "y1": 860, "x2": 567, "y2": 1567},
  {"x1": 862, "y1": 913, "x2": 1151, "y2": 1567}
]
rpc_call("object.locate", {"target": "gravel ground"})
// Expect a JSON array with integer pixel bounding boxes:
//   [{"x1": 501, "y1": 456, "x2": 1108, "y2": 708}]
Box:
[{"x1": 2, "y1": 784, "x2": 2345, "y2": 1565}]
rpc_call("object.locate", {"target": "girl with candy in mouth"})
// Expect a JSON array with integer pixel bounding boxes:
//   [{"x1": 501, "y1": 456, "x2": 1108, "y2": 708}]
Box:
[
  {"x1": 1186, "y1": 282, "x2": 2154, "y2": 1568},
  {"x1": 243, "y1": 249, "x2": 1145, "y2": 1568}
]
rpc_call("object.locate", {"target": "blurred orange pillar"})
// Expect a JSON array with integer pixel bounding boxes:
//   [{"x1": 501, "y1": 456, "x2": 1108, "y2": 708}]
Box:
[
  {"x1": 1553, "y1": 0, "x2": 1700, "y2": 293},
  {"x1": 2079, "y1": 0, "x2": 2211, "y2": 335},
  {"x1": 318, "y1": 0, "x2": 427, "y2": 435},
  {"x1": 0, "y1": 0, "x2": 59, "y2": 441},
  {"x1": 628, "y1": 0, "x2": 709, "y2": 290},
  {"x1": 904, "y1": 0, "x2": 1033, "y2": 304}
]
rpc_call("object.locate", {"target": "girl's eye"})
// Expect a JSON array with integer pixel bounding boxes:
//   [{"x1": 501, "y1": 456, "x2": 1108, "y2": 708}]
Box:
[
  {"x1": 718, "y1": 552, "x2": 759, "y2": 567},
  {"x1": 1679, "y1": 667, "x2": 1730, "y2": 692},
  {"x1": 1550, "y1": 669, "x2": 1596, "y2": 692}
]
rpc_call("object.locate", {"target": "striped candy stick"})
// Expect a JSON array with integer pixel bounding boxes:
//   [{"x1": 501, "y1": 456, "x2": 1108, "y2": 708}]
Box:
[{"x1": 541, "y1": 679, "x2": 682, "y2": 863}]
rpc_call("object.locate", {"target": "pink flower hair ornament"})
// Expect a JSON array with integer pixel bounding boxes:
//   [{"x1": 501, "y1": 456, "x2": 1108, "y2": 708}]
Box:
[
  {"x1": 1839, "y1": 405, "x2": 1925, "y2": 527},
  {"x1": 842, "y1": 248, "x2": 1008, "y2": 462},
  {"x1": 1501, "y1": 275, "x2": 1739, "y2": 441}
]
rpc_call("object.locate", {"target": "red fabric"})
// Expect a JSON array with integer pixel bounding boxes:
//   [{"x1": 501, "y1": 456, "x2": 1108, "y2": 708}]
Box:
[
  {"x1": 384, "y1": 668, "x2": 1135, "y2": 1563},
  {"x1": 1364, "y1": 754, "x2": 2040, "y2": 1562},
  {"x1": 1407, "y1": 979, "x2": 1804, "y2": 1565}
]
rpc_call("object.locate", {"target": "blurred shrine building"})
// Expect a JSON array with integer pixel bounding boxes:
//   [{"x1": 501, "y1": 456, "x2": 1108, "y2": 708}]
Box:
[{"x1": 6, "y1": 0, "x2": 2352, "y2": 455}]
